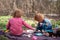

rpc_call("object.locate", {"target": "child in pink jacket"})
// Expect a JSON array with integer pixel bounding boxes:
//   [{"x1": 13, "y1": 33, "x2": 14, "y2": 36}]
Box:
[{"x1": 6, "y1": 9, "x2": 34, "y2": 36}]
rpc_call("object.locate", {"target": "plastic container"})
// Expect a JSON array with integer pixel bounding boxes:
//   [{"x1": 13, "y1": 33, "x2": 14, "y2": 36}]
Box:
[{"x1": 34, "y1": 32, "x2": 43, "y2": 36}]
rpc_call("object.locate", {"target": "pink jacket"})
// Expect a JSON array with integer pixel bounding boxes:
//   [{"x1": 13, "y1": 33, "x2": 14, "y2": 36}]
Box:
[{"x1": 7, "y1": 18, "x2": 34, "y2": 35}]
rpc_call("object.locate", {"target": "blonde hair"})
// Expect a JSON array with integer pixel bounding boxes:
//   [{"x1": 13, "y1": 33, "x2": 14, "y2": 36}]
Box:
[
  {"x1": 13, "y1": 9, "x2": 24, "y2": 18},
  {"x1": 34, "y1": 13, "x2": 44, "y2": 22}
]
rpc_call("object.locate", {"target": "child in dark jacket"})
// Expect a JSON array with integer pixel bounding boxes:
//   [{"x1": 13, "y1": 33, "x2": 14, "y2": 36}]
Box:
[
  {"x1": 34, "y1": 13, "x2": 53, "y2": 37},
  {"x1": 42, "y1": 18, "x2": 53, "y2": 37}
]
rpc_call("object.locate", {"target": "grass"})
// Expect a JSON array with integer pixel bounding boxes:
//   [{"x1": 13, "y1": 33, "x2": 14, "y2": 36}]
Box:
[
  {"x1": 0, "y1": 16, "x2": 11, "y2": 29},
  {"x1": 0, "y1": 16, "x2": 60, "y2": 28},
  {"x1": 0, "y1": 16, "x2": 60, "y2": 30},
  {"x1": 0, "y1": 16, "x2": 36, "y2": 30},
  {"x1": 51, "y1": 19, "x2": 60, "y2": 28},
  {"x1": 0, "y1": 35, "x2": 8, "y2": 40}
]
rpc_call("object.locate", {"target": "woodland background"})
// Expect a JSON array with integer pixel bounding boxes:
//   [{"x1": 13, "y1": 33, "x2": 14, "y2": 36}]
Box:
[{"x1": 0, "y1": 0, "x2": 60, "y2": 20}]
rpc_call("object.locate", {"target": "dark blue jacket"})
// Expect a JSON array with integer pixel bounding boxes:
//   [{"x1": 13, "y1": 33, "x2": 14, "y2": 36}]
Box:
[{"x1": 36, "y1": 18, "x2": 53, "y2": 32}]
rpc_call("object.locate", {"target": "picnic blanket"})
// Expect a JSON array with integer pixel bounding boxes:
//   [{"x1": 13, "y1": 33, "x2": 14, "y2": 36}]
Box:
[
  {"x1": 0, "y1": 30, "x2": 60, "y2": 40},
  {"x1": 3, "y1": 32, "x2": 60, "y2": 40}
]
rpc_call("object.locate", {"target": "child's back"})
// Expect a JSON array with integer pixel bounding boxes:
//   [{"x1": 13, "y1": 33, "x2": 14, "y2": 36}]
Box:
[
  {"x1": 6, "y1": 9, "x2": 34, "y2": 36},
  {"x1": 7, "y1": 18, "x2": 24, "y2": 35}
]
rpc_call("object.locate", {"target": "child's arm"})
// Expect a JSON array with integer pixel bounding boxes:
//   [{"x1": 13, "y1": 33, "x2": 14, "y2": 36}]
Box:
[
  {"x1": 22, "y1": 20, "x2": 34, "y2": 30},
  {"x1": 6, "y1": 20, "x2": 10, "y2": 30},
  {"x1": 5, "y1": 21, "x2": 10, "y2": 32},
  {"x1": 36, "y1": 22, "x2": 41, "y2": 31}
]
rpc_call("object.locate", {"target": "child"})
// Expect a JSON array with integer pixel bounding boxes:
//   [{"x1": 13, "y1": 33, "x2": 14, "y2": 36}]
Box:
[
  {"x1": 34, "y1": 13, "x2": 53, "y2": 37},
  {"x1": 34, "y1": 13, "x2": 44, "y2": 33},
  {"x1": 6, "y1": 9, "x2": 34, "y2": 36}
]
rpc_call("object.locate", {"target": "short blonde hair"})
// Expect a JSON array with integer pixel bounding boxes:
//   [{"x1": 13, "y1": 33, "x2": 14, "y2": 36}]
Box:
[
  {"x1": 13, "y1": 9, "x2": 24, "y2": 17},
  {"x1": 34, "y1": 13, "x2": 44, "y2": 22}
]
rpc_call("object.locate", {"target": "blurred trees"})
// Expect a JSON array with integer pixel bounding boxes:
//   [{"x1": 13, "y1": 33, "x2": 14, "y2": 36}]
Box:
[{"x1": 0, "y1": 0, "x2": 60, "y2": 19}]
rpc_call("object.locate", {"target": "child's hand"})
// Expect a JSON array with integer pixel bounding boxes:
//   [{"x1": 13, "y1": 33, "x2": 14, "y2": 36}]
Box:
[
  {"x1": 38, "y1": 30, "x2": 41, "y2": 32},
  {"x1": 43, "y1": 32, "x2": 49, "y2": 36},
  {"x1": 42, "y1": 30, "x2": 45, "y2": 33},
  {"x1": 45, "y1": 33, "x2": 49, "y2": 36},
  {"x1": 5, "y1": 30, "x2": 9, "y2": 33},
  {"x1": 33, "y1": 28, "x2": 36, "y2": 30}
]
